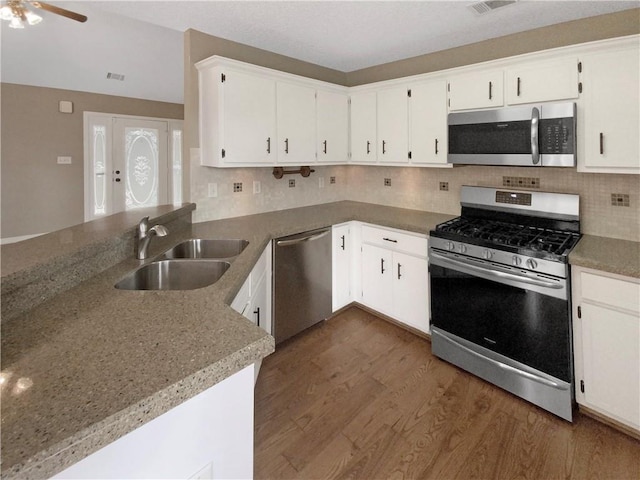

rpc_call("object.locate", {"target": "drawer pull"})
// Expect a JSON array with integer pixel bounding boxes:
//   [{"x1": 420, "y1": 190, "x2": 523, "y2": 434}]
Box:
[{"x1": 383, "y1": 237, "x2": 398, "y2": 243}]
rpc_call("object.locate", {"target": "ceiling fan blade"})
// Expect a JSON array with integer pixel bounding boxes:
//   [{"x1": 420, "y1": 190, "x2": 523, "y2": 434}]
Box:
[{"x1": 30, "y1": 1, "x2": 87, "y2": 22}]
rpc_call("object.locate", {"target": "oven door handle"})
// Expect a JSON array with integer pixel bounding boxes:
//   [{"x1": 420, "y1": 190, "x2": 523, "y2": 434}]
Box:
[
  {"x1": 430, "y1": 251, "x2": 563, "y2": 290},
  {"x1": 435, "y1": 329, "x2": 568, "y2": 390}
]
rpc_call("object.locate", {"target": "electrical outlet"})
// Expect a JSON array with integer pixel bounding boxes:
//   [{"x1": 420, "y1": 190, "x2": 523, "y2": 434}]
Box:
[
  {"x1": 319, "y1": 177, "x2": 325, "y2": 188},
  {"x1": 289, "y1": 179, "x2": 296, "y2": 188},
  {"x1": 503, "y1": 176, "x2": 540, "y2": 189},
  {"x1": 330, "y1": 176, "x2": 336, "y2": 184},
  {"x1": 208, "y1": 183, "x2": 217, "y2": 198},
  {"x1": 253, "y1": 180, "x2": 261, "y2": 194},
  {"x1": 611, "y1": 193, "x2": 630, "y2": 206},
  {"x1": 384, "y1": 178, "x2": 391, "y2": 187},
  {"x1": 439, "y1": 182, "x2": 449, "y2": 191},
  {"x1": 57, "y1": 156, "x2": 72, "y2": 164}
]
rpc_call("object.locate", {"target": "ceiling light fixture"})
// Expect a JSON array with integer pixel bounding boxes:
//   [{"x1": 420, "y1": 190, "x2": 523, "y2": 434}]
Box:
[{"x1": 0, "y1": 0, "x2": 42, "y2": 28}]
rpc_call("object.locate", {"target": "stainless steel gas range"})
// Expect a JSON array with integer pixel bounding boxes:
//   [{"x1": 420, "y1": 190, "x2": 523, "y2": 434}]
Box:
[{"x1": 429, "y1": 185, "x2": 581, "y2": 421}]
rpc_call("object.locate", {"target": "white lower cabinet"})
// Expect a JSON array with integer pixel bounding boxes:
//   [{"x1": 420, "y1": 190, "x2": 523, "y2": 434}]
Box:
[
  {"x1": 54, "y1": 364, "x2": 255, "y2": 479},
  {"x1": 231, "y1": 241, "x2": 272, "y2": 335},
  {"x1": 332, "y1": 223, "x2": 353, "y2": 311},
  {"x1": 572, "y1": 266, "x2": 640, "y2": 433},
  {"x1": 359, "y1": 224, "x2": 430, "y2": 334}
]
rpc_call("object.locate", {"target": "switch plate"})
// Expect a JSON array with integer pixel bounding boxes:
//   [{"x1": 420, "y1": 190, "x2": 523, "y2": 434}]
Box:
[
  {"x1": 208, "y1": 183, "x2": 217, "y2": 197},
  {"x1": 57, "y1": 156, "x2": 72, "y2": 164},
  {"x1": 319, "y1": 177, "x2": 325, "y2": 188},
  {"x1": 253, "y1": 180, "x2": 261, "y2": 194}
]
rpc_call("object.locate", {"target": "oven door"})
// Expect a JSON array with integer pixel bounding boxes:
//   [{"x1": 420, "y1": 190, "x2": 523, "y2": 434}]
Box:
[{"x1": 429, "y1": 249, "x2": 572, "y2": 382}]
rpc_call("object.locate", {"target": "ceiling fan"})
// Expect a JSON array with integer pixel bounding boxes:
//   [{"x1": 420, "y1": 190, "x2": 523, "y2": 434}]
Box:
[{"x1": 0, "y1": 0, "x2": 87, "y2": 28}]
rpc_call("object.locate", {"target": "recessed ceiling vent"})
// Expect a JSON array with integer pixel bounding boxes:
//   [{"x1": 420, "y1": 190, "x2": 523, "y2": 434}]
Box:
[
  {"x1": 106, "y1": 72, "x2": 125, "y2": 81},
  {"x1": 468, "y1": 0, "x2": 517, "y2": 15}
]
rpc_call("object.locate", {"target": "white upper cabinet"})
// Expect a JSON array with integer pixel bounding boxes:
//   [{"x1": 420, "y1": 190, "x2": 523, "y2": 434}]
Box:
[
  {"x1": 409, "y1": 79, "x2": 448, "y2": 166},
  {"x1": 317, "y1": 90, "x2": 349, "y2": 164},
  {"x1": 377, "y1": 86, "x2": 410, "y2": 164},
  {"x1": 276, "y1": 82, "x2": 317, "y2": 164},
  {"x1": 350, "y1": 91, "x2": 378, "y2": 163},
  {"x1": 506, "y1": 58, "x2": 580, "y2": 105},
  {"x1": 579, "y1": 43, "x2": 640, "y2": 173},
  {"x1": 198, "y1": 63, "x2": 276, "y2": 167},
  {"x1": 447, "y1": 69, "x2": 504, "y2": 111}
]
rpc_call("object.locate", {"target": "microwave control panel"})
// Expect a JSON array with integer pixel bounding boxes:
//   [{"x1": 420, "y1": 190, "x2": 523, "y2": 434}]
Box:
[{"x1": 539, "y1": 118, "x2": 575, "y2": 154}]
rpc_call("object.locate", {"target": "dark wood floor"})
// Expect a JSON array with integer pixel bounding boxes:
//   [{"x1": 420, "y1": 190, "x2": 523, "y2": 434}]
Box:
[{"x1": 254, "y1": 307, "x2": 640, "y2": 480}]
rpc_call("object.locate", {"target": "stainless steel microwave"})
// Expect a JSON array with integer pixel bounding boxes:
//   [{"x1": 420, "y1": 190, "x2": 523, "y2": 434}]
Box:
[{"x1": 448, "y1": 102, "x2": 576, "y2": 167}]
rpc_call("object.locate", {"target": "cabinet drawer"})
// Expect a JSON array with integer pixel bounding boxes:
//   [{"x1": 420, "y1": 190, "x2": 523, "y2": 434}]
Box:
[
  {"x1": 581, "y1": 272, "x2": 640, "y2": 314},
  {"x1": 361, "y1": 225, "x2": 428, "y2": 257}
]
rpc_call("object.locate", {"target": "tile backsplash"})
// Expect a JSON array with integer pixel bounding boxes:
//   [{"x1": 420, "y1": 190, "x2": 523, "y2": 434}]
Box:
[{"x1": 191, "y1": 160, "x2": 640, "y2": 242}]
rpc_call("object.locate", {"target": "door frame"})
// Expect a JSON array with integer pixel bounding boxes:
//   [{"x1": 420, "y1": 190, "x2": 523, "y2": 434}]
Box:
[{"x1": 83, "y1": 112, "x2": 183, "y2": 222}]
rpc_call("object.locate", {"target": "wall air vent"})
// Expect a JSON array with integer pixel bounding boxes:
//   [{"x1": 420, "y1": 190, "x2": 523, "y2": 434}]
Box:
[
  {"x1": 468, "y1": 0, "x2": 517, "y2": 15},
  {"x1": 106, "y1": 72, "x2": 125, "y2": 81}
]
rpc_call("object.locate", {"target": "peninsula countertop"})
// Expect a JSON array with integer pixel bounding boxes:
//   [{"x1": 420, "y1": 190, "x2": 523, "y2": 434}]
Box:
[
  {"x1": 2, "y1": 200, "x2": 637, "y2": 479},
  {"x1": 0, "y1": 201, "x2": 454, "y2": 479}
]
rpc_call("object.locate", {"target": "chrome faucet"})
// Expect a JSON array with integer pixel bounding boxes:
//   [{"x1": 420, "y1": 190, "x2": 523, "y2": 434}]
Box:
[{"x1": 136, "y1": 216, "x2": 168, "y2": 260}]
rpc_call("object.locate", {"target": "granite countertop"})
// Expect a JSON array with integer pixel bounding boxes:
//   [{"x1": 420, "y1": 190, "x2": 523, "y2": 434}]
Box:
[
  {"x1": 569, "y1": 234, "x2": 640, "y2": 279},
  {"x1": 0, "y1": 201, "x2": 454, "y2": 479}
]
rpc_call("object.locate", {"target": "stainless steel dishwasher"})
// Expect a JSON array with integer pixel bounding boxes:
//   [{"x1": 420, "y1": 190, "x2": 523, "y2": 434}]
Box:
[{"x1": 273, "y1": 227, "x2": 332, "y2": 345}]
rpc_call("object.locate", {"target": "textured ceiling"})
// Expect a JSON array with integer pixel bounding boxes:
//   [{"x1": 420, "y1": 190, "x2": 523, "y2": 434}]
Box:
[{"x1": 1, "y1": 1, "x2": 638, "y2": 103}]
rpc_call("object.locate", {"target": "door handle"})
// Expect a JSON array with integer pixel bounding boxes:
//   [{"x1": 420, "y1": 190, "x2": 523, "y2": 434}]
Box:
[
  {"x1": 366, "y1": 140, "x2": 371, "y2": 154},
  {"x1": 517, "y1": 76, "x2": 522, "y2": 97},
  {"x1": 599, "y1": 132, "x2": 604, "y2": 155},
  {"x1": 276, "y1": 228, "x2": 331, "y2": 247},
  {"x1": 489, "y1": 81, "x2": 493, "y2": 100},
  {"x1": 340, "y1": 235, "x2": 345, "y2": 250},
  {"x1": 531, "y1": 107, "x2": 540, "y2": 165},
  {"x1": 435, "y1": 138, "x2": 439, "y2": 155},
  {"x1": 284, "y1": 138, "x2": 289, "y2": 154},
  {"x1": 382, "y1": 140, "x2": 387, "y2": 155},
  {"x1": 323, "y1": 140, "x2": 327, "y2": 154},
  {"x1": 267, "y1": 137, "x2": 271, "y2": 154}
]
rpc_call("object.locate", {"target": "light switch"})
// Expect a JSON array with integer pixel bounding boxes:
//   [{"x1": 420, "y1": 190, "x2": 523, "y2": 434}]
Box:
[
  {"x1": 57, "y1": 156, "x2": 72, "y2": 164},
  {"x1": 59, "y1": 101, "x2": 73, "y2": 114}
]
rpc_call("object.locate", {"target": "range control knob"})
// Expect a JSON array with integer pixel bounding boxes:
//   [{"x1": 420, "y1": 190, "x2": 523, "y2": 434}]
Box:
[
  {"x1": 512, "y1": 256, "x2": 522, "y2": 267},
  {"x1": 526, "y1": 258, "x2": 538, "y2": 270},
  {"x1": 446, "y1": 241, "x2": 455, "y2": 251},
  {"x1": 482, "y1": 249, "x2": 493, "y2": 260},
  {"x1": 459, "y1": 244, "x2": 467, "y2": 254}
]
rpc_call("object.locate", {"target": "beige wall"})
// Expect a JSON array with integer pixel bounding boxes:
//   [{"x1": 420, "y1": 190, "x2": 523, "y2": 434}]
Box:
[
  {"x1": 185, "y1": 9, "x2": 640, "y2": 241},
  {"x1": 345, "y1": 9, "x2": 640, "y2": 85},
  {"x1": 1, "y1": 84, "x2": 183, "y2": 239}
]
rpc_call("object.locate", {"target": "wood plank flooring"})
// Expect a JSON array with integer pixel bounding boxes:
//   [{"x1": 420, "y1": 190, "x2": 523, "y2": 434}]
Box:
[{"x1": 254, "y1": 307, "x2": 640, "y2": 480}]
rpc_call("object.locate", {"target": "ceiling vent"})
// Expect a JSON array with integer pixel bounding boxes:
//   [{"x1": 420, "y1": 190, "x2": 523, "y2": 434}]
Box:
[
  {"x1": 468, "y1": 0, "x2": 517, "y2": 15},
  {"x1": 106, "y1": 72, "x2": 125, "y2": 81}
]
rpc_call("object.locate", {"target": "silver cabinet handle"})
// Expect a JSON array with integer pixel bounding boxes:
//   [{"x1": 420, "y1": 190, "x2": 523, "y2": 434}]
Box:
[{"x1": 531, "y1": 107, "x2": 540, "y2": 165}]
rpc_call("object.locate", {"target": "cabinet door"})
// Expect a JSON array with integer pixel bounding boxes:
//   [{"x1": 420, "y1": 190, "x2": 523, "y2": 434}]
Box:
[
  {"x1": 277, "y1": 82, "x2": 317, "y2": 164},
  {"x1": 506, "y1": 58, "x2": 579, "y2": 105},
  {"x1": 580, "y1": 47, "x2": 640, "y2": 172},
  {"x1": 332, "y1": 224, "x2": 352, "y2": 311},
  {"x1": 361, "y1": 244, "x2": 393, "y2": 316},
  {"x1": 392, "y1": 252, "x2": 429, "y2": 333},
  {"x1": 222, "y1": 69, "x2": 276, "y2": 165},
  {"x1": 350, "y1": 91, "x2": 377, "y2": 163},
  {"x1": 448, "y1": 70, "x2": 504, "y2": 111},
  {"x1": 410, "y1": 80, "x2": 448, "y2": 165},
  {"x1": 579, "y1": 303, "x2": 640, "y2": 429},
  {"x1": 317, "y1": 90, "x2": 349, "y2": 164},
  {"x1": 377, "y1": 87, "x2": 409, "y2": 163}
]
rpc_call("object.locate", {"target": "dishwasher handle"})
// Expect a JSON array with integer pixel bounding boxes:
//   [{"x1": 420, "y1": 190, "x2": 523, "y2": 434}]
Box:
[{"x1": 276, "y1": 228, "x2": 331, "y2": 247}]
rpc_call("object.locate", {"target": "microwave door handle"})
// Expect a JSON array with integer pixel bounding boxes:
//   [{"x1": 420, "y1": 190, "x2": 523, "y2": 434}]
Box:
[{"x1": 531, "y1": 107, "x2": 540, "y2": 165}]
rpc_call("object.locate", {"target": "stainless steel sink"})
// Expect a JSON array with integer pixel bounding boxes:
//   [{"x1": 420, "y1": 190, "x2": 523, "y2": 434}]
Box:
[
  {"x1": 160, "y1": 239, "x2": 249, "y2": 259},
  {"x1": 115, "y1": 259, "x2": 230, "y2": 290}
]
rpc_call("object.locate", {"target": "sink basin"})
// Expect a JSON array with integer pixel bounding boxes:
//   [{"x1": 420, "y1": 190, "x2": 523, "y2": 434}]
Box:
[
  {"x1": 160, "y1": 239, "x2": 249, "y2": 260},
  {"x1": 115, "y1": 259, "x2": 230, "y2": 290}
]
